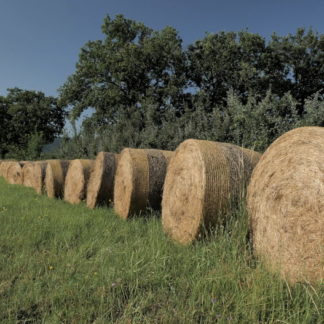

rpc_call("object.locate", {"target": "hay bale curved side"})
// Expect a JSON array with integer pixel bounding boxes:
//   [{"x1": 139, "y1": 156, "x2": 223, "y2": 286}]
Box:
[
  {"x1": 33, "y1": 161, "x2": 49, "y2": 194},
  {"x1": 6, "y1": 161, "x2": 25, "y2": 185},
  {"x1": 0, "y1": 161, "x2": 5, "y2": 177},
  {"x1": 114, "y1": 148, "x2": 174, "y2": 219},
  {"x1": 0, "y1": 161, "x2": 14, "y2": 178},
  {"x1": 64, "y1": 159, "x2": 94, "y2": 204},
  {"x1": 86, "y1": 152, "x2": 119, "y2": 209},
  {"x1": 22, "y1": 162, "x2": 36, "y2": 188},
  {"x1": 45, "y1": 160, "x2": 70, "y2": 198},
  {"x1": 247, "y1": 126, "x2": 324, "y2": 284},
  {"x1": 162, "y1": 139, "x2": 261, "y2": 245}
]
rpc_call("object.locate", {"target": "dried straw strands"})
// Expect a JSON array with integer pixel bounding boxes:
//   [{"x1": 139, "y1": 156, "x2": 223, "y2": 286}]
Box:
[
  {"x1": 22, "y1": 162, "x2": 36, "y2": 188},
  {"x1": 0, "y1": 161, "x2": 5, "y2": 178},
  {"x1": 86, "y1": 152, "x2": 119, "y2": 209},
  {"x1": 114, "y1": 148, "x2": 174, "y2": 219},
  {"x1": 6, "y1": 161, "x2": 26, "y2": 185},
  {"x1": 64, "y1": 159, "x2": 94, "y2": 204},
  {"x1": 162, "y1": 139, "x2": 261, "y2": 245},
  {"x1": 0, "y1": 161, "x2": 13, "y2": 178},
  {"x1": 45, "y1": 160, "x2": 70, "y2": 198},
  {"x1": 33, "y1": 161, "x2": 48, "y2": 194},
  {"x1": 247, "y1": 126, "x2": 324, "y2": 284}
]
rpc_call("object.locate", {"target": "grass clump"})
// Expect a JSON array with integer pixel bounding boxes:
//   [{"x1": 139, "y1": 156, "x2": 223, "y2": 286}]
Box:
[{"x1": 0, "y1": 177, "x2": 322, "y2": 323}]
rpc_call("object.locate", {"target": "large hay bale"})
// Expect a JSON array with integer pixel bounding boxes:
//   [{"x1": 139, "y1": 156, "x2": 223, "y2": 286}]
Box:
[
  {"x1": 114, "y1": 148, "x2": 174, "y2": 219},
  {"x1": 247, "y1": 127, "x2": 324, "y2": 284},
  {"x1": 64, "y1": 159, "x2": 94, "y2": 204},
  {"x1": 33, "y1": 161, "x2": 48, "y2": 194},
  {"x1": 45, "y1": 160, "x2": 70, "y2": 198},
  {"x1": 22, "y1": 162, "x2": 38, "y2": 188},
  {"x1": 6, "y1": 161, "x2": 26, "y2": 185},
  {"x1": 162, "y1": 139, "x2": 261, "y2": 245},
  {"x1": 86, "y1": 152, "x2": 119, "y2": 209}
]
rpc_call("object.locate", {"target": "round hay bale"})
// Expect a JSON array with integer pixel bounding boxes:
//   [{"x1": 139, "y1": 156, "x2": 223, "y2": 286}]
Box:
[
  {"x1": 33, "y1": 161, "x2": 49, "y2": 194},
  {"x1": 64, "y1": 159, "x2": 94, "y2": 204},
  {"x1": 45, "y1": 160, "x2": 70, "y2": 198},
  {"x1": 0, "y1": 161, "x2": 14, "y2": 179},
  {"x1": 162, "y1": 139, "x2": 261, "y2": 245},
  {"x1": 22, "y1": 162, "x2": 36, "y2": 188},
  {"x1": 6, "y1": 161, "x2": 25, "y2": 185},
  {"x1": 247, "y1": 126, "x2": 324, "y2": 284},
  {"x1": 114, "y1": 148, "x2": 174, "y2": 219},
  {"x1": 86, "y1": 152, "x2": 119, "y2": 209}
]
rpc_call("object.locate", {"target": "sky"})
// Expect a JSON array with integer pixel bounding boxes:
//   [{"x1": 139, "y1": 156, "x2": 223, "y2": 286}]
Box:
[{"x1": 0, "y1": 0, "x2": 323, "y2": 98}]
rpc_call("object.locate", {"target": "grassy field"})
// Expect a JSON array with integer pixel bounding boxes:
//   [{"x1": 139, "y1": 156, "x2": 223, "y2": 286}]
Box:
[{"x1": 0, "y1": 177, "x2": 322, "y2": 323}]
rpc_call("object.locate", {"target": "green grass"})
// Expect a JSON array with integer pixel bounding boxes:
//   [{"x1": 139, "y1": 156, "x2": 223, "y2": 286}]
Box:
[{"x1": 0, "y1": 178, "x2": 322, "y2": 323}]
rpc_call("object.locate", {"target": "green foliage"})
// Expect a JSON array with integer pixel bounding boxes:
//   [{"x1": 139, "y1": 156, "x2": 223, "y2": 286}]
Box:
[
  {"x1": 0, "y1": 88, "x2": 65, "y2": 159},
  {"x1": 188, "y1": 28, "x2": 324, "y2": 111},
  {"x1": 57, "y1": 89, "x2": 324, "y2": 155},
  {"x1": 269, "y1": 28, "x2": 324, "y2": 107},
  {"x1": 216, "y1": 90, "x2": 300, "y2": 151},
  {"x1": 187, "y1": 31, "x2": 268, "y2": 107},
  {"x1": 2, "y1": 17, "x2": 321, "y2": 158},
  {"x1": 300, "y1": 92, "x2": 324, "y2": 127},
  {"x1": 57, "y1": 15, "x2": 323, "y2": 155},
  {"x1": 59, "y1": 14, "x2": 188, "y2": 125},
  {"x1": 25, "y1": 132, "x2": 45, "y2": 160},
  {"x1": 0, "y1": 179, "x2": 323, "y2": 323}
]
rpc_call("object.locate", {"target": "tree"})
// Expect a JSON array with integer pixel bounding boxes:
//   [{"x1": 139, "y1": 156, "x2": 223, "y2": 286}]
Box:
[
  {"x1": 58, "y1": 16, "x2": 323, "y2": 154},
  {"x1": 187, "y1": 28, "x2": 324, "y2": 114},
  {"x1": 59, "y1": 15, "x2": 189, "y2": 138},
  {"x1": 0, "y1": 96, "x2": 11, "y2": 157},
  {"x1": 187, "y1": 31, "x2": 268, "y2": 108},
  {"x1": 268, "y1": 28, "x2": 324, "y2": 110},
  {"x1": 0, "y1": 88, "x2": 65, "y2": 158}
]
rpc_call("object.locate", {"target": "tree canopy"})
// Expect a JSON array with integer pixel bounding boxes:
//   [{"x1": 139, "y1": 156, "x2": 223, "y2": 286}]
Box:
[
  {"x1": 2, "y1": 15, "x2": 322, "y2": 159},
  {"x1": 0, "y1": 88, "x2": 65, "y2": 158},
  {"x1": 59, "y1": 15, "x2": 189, "y2": 125},
  {"x1": 58, "y1": 15, "x2": 323, "y2": 155}
]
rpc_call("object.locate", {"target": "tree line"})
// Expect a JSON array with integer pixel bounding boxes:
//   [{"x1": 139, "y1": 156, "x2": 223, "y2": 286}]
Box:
[{"x1": 1, "y1": 15, "x2": 323, "y2": 159}]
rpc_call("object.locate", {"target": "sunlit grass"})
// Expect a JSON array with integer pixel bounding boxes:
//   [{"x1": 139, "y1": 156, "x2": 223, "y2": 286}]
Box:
[{"x1": 0, "y1": 177, "x2": 322, "y2": 323}]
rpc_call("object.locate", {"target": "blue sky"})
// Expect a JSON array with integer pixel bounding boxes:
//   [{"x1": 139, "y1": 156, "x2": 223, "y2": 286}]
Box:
[{"x1": 0, "y1": 0, "x2": 323, "y2": 98}]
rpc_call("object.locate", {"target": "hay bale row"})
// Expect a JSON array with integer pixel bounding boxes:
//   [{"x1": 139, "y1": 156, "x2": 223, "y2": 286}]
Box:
[
  {"x1": 113, "y1": 148, "x2": 174, "y2": 219},
  {"x1": 247, "y1": 126, "x2": 324, "y2": 284},
  {"x1": 2, "y1": 131, "x2": 321, "y2": 285},
  {"x1": 161, "y1": 139, "x2": 261, "y2": 245}
]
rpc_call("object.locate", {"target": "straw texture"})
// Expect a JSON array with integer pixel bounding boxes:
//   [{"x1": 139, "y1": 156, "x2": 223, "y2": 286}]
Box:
[
  {"x1": 247, "y1": 126, "x2": 324, "y2": 284},
  {"x1": 0, "y1": 161, "x2": 14, "y2": 178},
  {"x1": 64, "y1": 159, "x2": 94, "y2": 204},
  {"x1": 86, "y1": 152, "x2": 119, "y2": 208},
  {"x1": 45, "y1": 160, "x2": 70, "y2": 198},
  {"x1": 22, "y1": 162, "x2": 36, "y2": 188},
  {"x1": 33, "y1": 161, "x2": 48, "y2": 194},
  {"x1": 162, "y1": 139, "x2": 261, "y2": 245},
  {"x1": 114, "y1": 148, "x2": 174, "y2": 219},
  {"x1": 6, "y1": 161, "x2": 26, "y2": 185}
]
